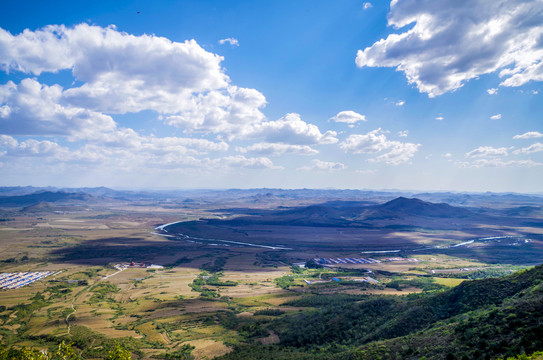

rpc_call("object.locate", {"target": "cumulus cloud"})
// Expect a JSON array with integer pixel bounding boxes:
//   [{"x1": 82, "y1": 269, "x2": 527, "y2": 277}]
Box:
[
  {"x1": 0, "y1": 134, "x2": 281, "y2": 173},
  {"x1": 435, "y1": 116, "x2": 444, "y2": 121},
  {"x1": 299, "y1": 159, "x2": 346, "y2": 171},
  {"x1": 339, "y1": 128, "x2": 420, "y2": 165},
  {"x1": 218, "y1": 38, "x2": 239, "y2": 46},
  {"x1": 487, "y1": 88, "x2": 498, "y2": 95},
  {"x1": 162, "y1": 86, "x2": 267, "y2": 137},
  {"x1": 236, "y1": 142, "x2": 318, "y2": 156},
  {"x1": 250, "y1": 113, "x2": 338, "y2": 145},
  {"x1": 0, "y1": 24, "x2": 266, "y2": 137},
  {"x1": 0, "y1": 78, "x2": 116, "y2": 139},
  {"x1": 490, "y1": 114, "x2": 502, "y2": 120},
  {"x1": 513, "y1": 143, "x2": 543, "y2": 155},
  {"x1": 0, "y1": 135, "x2": 67, "y2": 157},
  {"x1": 513, "y1": 131, "x2": 543, "y2": 139},
  {"x1": 363, "y1": 2, "x2": 373, "y2": 10},
  {"x1": 395, "y1": 100, "x2": 405, "y2": 106},
  {"x1": 356, "y1": 0, "x2": 543, "y2": 97},
  {"x1": 330, "y1": 110, "x2": 366, "y2": 124},
  {"x1": 398, "y1": 130, "x2": 409, "y2": 137},
  {"x1": 465, "y1": 146, "x2": 509, "y2": 158}
]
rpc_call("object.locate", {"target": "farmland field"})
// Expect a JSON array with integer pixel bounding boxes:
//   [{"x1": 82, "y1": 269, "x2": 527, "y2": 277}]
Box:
[{"x1": 1, "y1": 189, "x2": 542, "y2": 359}]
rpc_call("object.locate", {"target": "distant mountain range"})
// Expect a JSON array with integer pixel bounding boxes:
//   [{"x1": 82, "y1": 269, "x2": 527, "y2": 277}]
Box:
[
  {"x1": 2, "y1": 186, "x2": 543, "y2": 204},
  {"x1": 181, "y1": 196, "x2": 543, "y2": 232},
  {"x1": 0, "y1": 191, "x2": 103, "y2": 207},
  {"x1": 1, "y1": 187, "x2": 543, "y2": 224}
]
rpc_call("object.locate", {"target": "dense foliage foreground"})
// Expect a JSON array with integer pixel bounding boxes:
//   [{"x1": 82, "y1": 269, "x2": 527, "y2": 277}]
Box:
[{"x1": 220, "y1": 263, "x2": 543, "y2": 360}]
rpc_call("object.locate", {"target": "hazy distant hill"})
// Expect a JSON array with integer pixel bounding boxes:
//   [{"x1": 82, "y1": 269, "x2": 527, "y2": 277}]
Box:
[
  {"x1": 358, "y1": 196, "x2": 475, "y2": 220},
  {"x1": 0, "y1": 191, "x2": 102, "y2": 207},
  {"x1": 202, "y1": 197, "x2": 488, "y2": 229},
  {"x1": 19, "y1": 201, "x2": 56, "y2": 213}
]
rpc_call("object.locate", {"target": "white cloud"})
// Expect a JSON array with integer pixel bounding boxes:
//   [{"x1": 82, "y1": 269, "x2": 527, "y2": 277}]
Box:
[
  {"x1": 218, "y1": 38, "x2": 239, "y2": 46},
  {"x1": 330, "y1": 110, "x2": 366, "y2": 124},
  {"x1": 435, "y1": 116, "x2": 444, "y2": 121},
  {"x1": 460, "y1": 159, "x2": 542, "y2": 168},
  {"x1": 0, "y1": 135, "x2": 66, "y2": 157},
  {"x1": 465, "y1": 146, "x2": 509, "y2": 158},
  {"x1": 513, "y1": 143, "x2": 543, "y2": 155},
  {"x1": 490, "y1": 114, "x2": 502, "y2": 120},
  {"x1": 339, "y1": 128, "x2": 420, "y2": 165},
  {"x1": 395, "y1": 100, "x2": 405, "y2": 106},
  {"x1": 442, "y1": 153, "x2": 452, "y2": 158},
  {"x1": 0, "y1": 24, "x2": 266, "y2": 137},
  {"x1": 299, "y1": 159, "x2": 346, "y2": 171},
  {"x1": 356, "y1": 0, "x2": 543, "y2": 97},
  {"x1": 0, "y1": 79, "x2": 116, "y2": 139},
  {"x1": 162, "y1": 86, "x2": 267, "y2": 137},
  {"x1": 487, "y1": 88, "x2": 498, "y2": 95},
  {"x1": 236, "y1": 142, "x2": 318, "y2": 156},
  {"x1": 0, "y1": 134, "x2": 282, "y2": 173},
  {"x1": 363, "y1": 2, "x2": 373, "y2": 10},
  {"x1": 368, "y1": 142, "x2": 420, "y2": 165},
  {"x1": 215, "y1": 155, "x2": 281, "y2": 170},
  {"x1": 250, "y1": 113, "x2": 338, "y2": 145},
  {"x1": 398, "y1": 130, "x2": 408, "y2": 137},
  {"x1": 513, "y1": 131, "x2": 543, "y2": 140}
]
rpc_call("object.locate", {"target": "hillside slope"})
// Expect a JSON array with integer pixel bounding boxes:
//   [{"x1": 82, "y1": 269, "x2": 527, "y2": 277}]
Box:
[{"x1": 220, "y1": 264, "x2": 543, "y2": 360}]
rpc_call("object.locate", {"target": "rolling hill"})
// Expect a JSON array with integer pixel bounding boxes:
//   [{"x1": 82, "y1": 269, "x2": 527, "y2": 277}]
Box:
[
  {"x1": 0, "y1": 191, "x2": 103, "y2": 207},
  {"x1": 201, "y1": 197, "x2": 492, "y2": 230}
]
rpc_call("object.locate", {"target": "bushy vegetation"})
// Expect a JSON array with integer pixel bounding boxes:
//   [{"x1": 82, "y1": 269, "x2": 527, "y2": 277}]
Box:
[
  {"x1": 385, "y1": 276, "x2": 447, "y2": 292},
  {"x1": 88, "y1": 282, "x2": 120, "y2": 303},
  {"x1": 152, "y1": 344, "x2": 194, "y2": 359},
  {"x1": 189, "y1": 270, "x2": 238, "y2": 299},
  {"x1": 253, "y1": 309, "x2": 285, "y2": 316},
  {"x1": 0, "y1": 341, "x2": 134, "y2": 360},
  {"x1": 217, "y1": 264, "x2": 543, "y2": 360}
]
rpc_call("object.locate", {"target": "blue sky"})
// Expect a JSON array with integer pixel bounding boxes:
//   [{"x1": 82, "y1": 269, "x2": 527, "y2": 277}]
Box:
[{"x1": 0, "y1": 0, "x2": 542, "y2": 192}]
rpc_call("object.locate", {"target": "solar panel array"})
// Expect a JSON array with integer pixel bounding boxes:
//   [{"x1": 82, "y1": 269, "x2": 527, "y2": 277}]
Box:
[
  {"x1": 314, "y1": 257, "x2": 381, "y2": 265},
  {"x1": 0, "y1": 271, "x2": 54, "y2": 289}
]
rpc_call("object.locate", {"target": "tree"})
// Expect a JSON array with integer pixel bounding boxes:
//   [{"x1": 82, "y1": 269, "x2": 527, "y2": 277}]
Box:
[{"x1": 105, "y1": 342, "x2": 132, "y2": 360}]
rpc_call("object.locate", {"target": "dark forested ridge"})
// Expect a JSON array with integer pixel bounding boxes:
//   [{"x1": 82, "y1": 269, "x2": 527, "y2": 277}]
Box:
[{"x1": 220, "y1": 264, "x2": 543, "y2": 359}]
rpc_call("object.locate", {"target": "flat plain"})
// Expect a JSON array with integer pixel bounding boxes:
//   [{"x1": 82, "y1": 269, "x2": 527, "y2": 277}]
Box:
[{"x1": 1, "y1": 189, "x2": 542, "y2": 359}]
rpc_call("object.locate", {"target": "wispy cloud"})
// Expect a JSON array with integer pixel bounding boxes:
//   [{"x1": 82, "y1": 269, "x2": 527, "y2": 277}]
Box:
[
  {"x1": 236, "y1": 142, "x2": 318, "y2": 156},
  {"x1": 299, "y1": 159, "x2": 346, "y2": 171},
  {"x1": 513, "y1": 131, "x2": 543, "y2": 140},
  {"x1": 459, "y1": 159, "x2": 542, "y2": 168},
  {"x1": 218, "y1": 38, "x2": 239, "y2": 46},
  {"x1": 490, "y1": 114, "x2": 502, "y2": 120},
  {"x1": 465, "y1": 146, "x2": 509, "y2": 158},
  {"x1": 513, "y1": 143, "x2": 543, "y2": 155}
]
